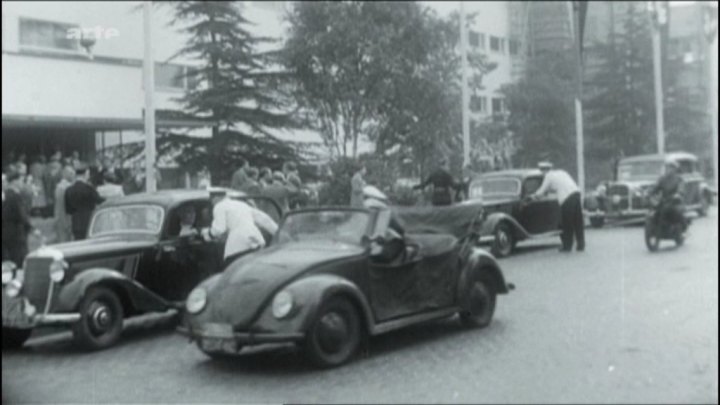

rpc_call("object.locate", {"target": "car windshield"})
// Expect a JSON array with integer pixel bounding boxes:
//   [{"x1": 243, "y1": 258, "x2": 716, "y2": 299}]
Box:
[
  {"x1": 471, "y1": 178, "x2": 520, "y2": 199},
  {"x1": 276, "y1": 210, "x2": 371, "y2": 245},
  {"x1": 89, "y1": 205, "x2": 164, "y2": 237},
  {"x1": 617, "y1": 161, "x2": 664, "y2": 181}
]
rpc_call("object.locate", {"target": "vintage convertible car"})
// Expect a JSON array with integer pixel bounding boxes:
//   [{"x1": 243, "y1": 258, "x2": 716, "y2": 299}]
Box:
[
  {"x1": 584, "y1": 152, "x2": 716, "y2": 228},
  {"x1": 1, "y1": 190, "x2": 280, "y2": 350},
  {"x1": 179, "y1": 203, "x2": 513, "y2": 367},
  {"x1": 465, "y1": 169, "x2": 561, "y2": 257}
]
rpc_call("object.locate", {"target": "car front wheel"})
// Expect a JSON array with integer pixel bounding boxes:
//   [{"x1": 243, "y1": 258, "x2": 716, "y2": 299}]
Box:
[
  {"x1": 697, "y1": 195, "x2": 709, "y2": 217},
  {"x1": 303, "y1": 297, "x2": 361, "y2": 368},
  {"x1": 72, "y1": 286, "x2": 124, "y2": 350},
  {"x1": 459, "y1": 273, "x2": 497, "y2": 328},
  {"x1": 2, "y1": 327, "x2": 32, "y2": 350}
]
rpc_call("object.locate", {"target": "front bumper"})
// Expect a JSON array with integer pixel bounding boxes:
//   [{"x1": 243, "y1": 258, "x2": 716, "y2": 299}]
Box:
[
  {"x1": 178, "y1": 323, "x2": 304, "y2": 354},
  {"x1": 2, "y1": 294, "x2": 80, "y2": 329}
]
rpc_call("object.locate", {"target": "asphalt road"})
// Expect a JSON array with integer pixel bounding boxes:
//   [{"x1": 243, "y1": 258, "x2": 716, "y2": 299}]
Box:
[{"x1": 3, "y1": 209, "x2": 718, "y2": 404}]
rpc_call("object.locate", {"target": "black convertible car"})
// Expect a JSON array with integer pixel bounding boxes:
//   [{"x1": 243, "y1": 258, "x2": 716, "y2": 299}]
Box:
[
  {"x1": 180, "y1": 203, "x2": 513, "y2": 367},
  {"x1": 2, "y1": 189, "x2": 280, "y2": 350}
]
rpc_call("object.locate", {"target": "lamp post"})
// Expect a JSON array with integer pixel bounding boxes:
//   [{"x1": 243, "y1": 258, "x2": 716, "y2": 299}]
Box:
[
  {"x1": 572, "y1": 1, "x2": 586, "y2": 193},
  {"x1": 143, "y1": 1, "x2": 157, "y2": 192},
  {"x1": 460, "y1": 1, "x2": 471, "y2": 168},
  {"x1": 648, "y1": 1, "x2": 667, "y2": 157},
  {"x1": 703, "y1": 4, "x2": 718, "y2": 190}
]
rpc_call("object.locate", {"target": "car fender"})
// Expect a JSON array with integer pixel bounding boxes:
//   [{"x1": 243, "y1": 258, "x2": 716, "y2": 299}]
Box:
[
  {"x1": 254, "y1": 274, "x2": 375, "y2": 336},
  {"x1": 56, "y1": 268, "x2": 169, "y2": 314},
  {"x1": 480, "y1": 212, "x2": 530, "y2": 240},
  {"x1": 458, "y1": 248, "x2": 511, "y2": 298}
]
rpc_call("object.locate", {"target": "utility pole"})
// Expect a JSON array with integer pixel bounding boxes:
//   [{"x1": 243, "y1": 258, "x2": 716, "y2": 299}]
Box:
[
  {"x1": 460, "y1": 1, "x2": 471, "y2": 168},
  {"x1": 572, "y1": 1, "x2": 585, "y2": 192},
  {"x1": 143, "y1": 1, "x2": 157, "y2": 193},
  {"x1": 704, "y1": 3, "x2": 718, "y2": 190},
  {"x1": 649, "y1": 1, "x2": 667, "y2": 157}
]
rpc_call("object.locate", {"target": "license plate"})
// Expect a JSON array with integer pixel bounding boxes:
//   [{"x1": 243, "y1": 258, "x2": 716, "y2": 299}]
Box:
[
  {"x1": 201, "y1": 322, "x2": 234, "y2": 338},
  {"x1": 200, "y1": 337, "x2": 225, "y2": 352}
]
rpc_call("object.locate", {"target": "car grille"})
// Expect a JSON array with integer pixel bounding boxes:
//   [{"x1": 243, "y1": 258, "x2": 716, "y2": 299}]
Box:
[
  {"x1": 23, "y1": 257, "x2": 53, "y2": 311},
  {"x1": 607, "y1": 184, "x2": 630, "y2": 210}
]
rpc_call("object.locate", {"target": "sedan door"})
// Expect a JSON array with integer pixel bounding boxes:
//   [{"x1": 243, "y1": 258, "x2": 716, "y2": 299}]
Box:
[{"x1": 518, "y1": 176, "x2": 561, "y2": 234}]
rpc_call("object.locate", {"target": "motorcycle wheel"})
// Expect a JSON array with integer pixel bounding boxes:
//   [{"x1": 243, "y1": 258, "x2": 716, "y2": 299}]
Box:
[{"x1": 645, "y1": 218, "x2": 660, "y2": 252}]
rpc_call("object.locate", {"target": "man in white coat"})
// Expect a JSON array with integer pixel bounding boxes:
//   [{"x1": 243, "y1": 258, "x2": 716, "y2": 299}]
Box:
[{"x1": 203, "y1": 189, "x2": 278, "y2": 267}]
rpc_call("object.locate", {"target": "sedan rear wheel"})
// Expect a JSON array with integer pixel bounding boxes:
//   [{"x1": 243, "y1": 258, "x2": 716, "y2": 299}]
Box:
[
  {"x1": 491, "y1": 223, "x2": 515, "y2": 258},
  {"x1": 303, "y1": 297, "x2": 361, "y2": 368},
  {"x1": 72, "y1": 287, "x2": 124, "y2": 350}
]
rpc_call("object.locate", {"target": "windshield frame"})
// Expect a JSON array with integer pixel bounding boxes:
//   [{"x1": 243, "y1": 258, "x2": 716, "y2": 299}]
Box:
[
  {"x1": 616, "y1": 160, "x2": 665, "y2": 181},
  {"x1": 88, "y1": 204, "x2": 166, "y2": 238},
  {"x1": 274, "y1": 208, "x2": 375, "y2": 246}
]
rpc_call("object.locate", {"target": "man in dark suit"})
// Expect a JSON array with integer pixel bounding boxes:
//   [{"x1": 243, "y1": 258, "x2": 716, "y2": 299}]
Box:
[
  {"x1": 65, "y1": 165, "x2": 104, "y2": 240},
  {"x1": 413, "y1": 159, "x2": 462, "y2": 206},
  {"x1": 2, "y1": 172, "x2": 35, "y2": 266}
]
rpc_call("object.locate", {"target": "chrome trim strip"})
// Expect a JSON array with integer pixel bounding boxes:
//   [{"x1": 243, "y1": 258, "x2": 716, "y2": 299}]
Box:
[
  {"x1": 43, "y1": 280, "x2": 55, "y2": 316},
  {"x1": 35, "y1": 313, "x2": 81, "y2": 325},
  {"x1": 372, "y1": 307, "x2": 459, "y2": 335}
]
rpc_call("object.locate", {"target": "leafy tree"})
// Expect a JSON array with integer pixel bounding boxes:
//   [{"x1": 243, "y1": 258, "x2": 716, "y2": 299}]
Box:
[
  {"x1": 502, "y1": 50, "x2": 576, "y2": 173},
  {"x1": 163, "y1": 1, "x2": 305, "y2": 184},
  {"x1": 283, "y1": 1, "x2": 495, "y2": 173}
]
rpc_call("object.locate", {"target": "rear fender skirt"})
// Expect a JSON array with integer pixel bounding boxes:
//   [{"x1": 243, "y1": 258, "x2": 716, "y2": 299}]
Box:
[
  {"x1": 481, "y1": 212, "x2": 530, "y2": 240},
  {"x1": 56, "y1": 268, "x2": 169, "y2": 314}
]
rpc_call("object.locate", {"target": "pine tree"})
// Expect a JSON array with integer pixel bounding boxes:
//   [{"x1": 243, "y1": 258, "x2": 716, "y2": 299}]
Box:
[{"x1": 163, "y1": 1, "x2": 304, "y2": 184}]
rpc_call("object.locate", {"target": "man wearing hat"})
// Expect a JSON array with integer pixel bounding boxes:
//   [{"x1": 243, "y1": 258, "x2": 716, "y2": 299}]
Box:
[
  {"x1": 532, "y1": 161, "x2": 585, "y2": 252},
  {"x1": 262, "y1": 171, "x2": 291, "y2": 212},
  {"x1": 204, "y1": 189, "x2": 278, "y2": 267},
  {"x1": 650, "y1": 159, "x2": 685, "y2": 226},
  {"x1": 65, "y1": 164, "x2": 105, "y2": 240},
  {"x1": 413, "y1": 159, "x2": 462, "y2": 206}
]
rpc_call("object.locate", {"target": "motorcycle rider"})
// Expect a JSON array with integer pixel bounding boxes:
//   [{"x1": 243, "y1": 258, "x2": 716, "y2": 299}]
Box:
[{"x1": 649, "y1": 160, "x2": 686, "y2": 229}]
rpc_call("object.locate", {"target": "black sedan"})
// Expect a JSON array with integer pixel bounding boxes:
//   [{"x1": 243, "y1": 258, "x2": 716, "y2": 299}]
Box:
[
  {"x1": 180, "y1": 203, "x2": 513, "y2": 368},
  {"x1": 2, "y1": 190, "x2": 280, "y2": 350},
  {"x1": 465, "y1": 169, "x2": 561, "y2": 257}
]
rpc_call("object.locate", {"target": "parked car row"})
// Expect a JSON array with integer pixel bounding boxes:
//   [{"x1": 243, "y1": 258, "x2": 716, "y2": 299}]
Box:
[{"x1": 2, "y1": 188, "x2": 513, "y2": 367}]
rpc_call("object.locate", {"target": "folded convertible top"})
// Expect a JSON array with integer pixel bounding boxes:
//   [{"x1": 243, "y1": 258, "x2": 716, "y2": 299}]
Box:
[{"x1": 391, "y1": 202, "x2": 484, "y2": 240}]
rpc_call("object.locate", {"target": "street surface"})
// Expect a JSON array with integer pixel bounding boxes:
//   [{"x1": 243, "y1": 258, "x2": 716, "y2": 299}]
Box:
[{"x1": 3, "y1": 209, "x2": 718, "y2": 404}]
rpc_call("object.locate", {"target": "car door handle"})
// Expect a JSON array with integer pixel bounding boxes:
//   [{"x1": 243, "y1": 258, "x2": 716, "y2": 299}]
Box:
[{"x1": 161, "y1": 245, "x2": 176, "y2": 253}]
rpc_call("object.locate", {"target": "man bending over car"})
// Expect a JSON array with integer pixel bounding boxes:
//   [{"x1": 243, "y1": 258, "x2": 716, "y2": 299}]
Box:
[{"x1": 203, "y1": 189, "x2": 279, "y2": 267}]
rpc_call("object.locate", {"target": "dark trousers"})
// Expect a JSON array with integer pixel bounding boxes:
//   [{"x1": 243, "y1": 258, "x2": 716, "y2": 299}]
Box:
[{"x1": 560, "y1": 192, "x2": 585, "y2": 250}]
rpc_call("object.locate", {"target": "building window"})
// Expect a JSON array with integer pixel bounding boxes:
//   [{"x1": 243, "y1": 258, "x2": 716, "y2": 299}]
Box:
[
  {"x1": 469, "y1": 30, "x2": 479, "y2": 47},
  {"x1": 490, "y1": 36, "x2": 505, "y2": 53},
  {"x1": 19, "y1": 18, "x2": 79, "y2": 51},
  {"x1": 509, "y1": 39, "x2": 520, "y2": 55},
  {"x1": 491, "y1": 97, "x2": 504, "y2": 114},
  {"x1": 155, "y1": 63, "x2": 200, "y2": 90},
  {"x1": 470, "y1": 95, "x2": 487, "y2": 113}
]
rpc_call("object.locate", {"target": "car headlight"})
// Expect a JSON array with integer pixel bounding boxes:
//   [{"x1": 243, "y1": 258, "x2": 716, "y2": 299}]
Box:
[
  {"x1": 6, "y1": 279, "x2": 23, "y2": 298},
  {"x1": 2, "y1": 261, "x2": 17, "y2": 285},
  {"x1": 186, "y1": 287, "x2": 207, "y2": 314},
  {"x1": 272, "y1": 291, "x2": 294, "y2": 319},
  {"x1": 49, "y1": 259, "x2": 68, "y2": 283}
]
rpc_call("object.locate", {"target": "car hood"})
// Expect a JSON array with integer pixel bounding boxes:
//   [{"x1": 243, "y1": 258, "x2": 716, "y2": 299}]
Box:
[
  {"x1": 610, "y1": 180, "x2": 655, "y2": 190},
  {"x1": 477, "y1": 196, "x2": 518, "y2": 207},
  {"x1": 199, "y1": 241, "x2": 365, "y2": 328},
  {"x1": 27, "y1": 234, "x2": 158, "y2": 261}
]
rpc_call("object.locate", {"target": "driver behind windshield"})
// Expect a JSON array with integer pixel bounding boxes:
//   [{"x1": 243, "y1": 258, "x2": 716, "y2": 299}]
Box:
[
  {"x1": 178, "y1": 205, "x2": 198, "y2": 237},
  {"x1": 650, "y1": 160, "x2": 685, "y2": 225}
]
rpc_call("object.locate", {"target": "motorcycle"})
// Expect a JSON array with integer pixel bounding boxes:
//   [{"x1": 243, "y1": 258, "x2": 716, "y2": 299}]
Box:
[{"x1": 644, "y1": 193, "x2": 690, "y2": 252}]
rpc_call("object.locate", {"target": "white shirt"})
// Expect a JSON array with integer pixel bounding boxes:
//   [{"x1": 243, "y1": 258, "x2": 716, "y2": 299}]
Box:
[
  {"x1": 210, "y1": 198, "x2": 279, "y2": 259},
  {"x1": 97, "y1": 184, "x2": 125, "y2": 199},
  {"x1": 534, "y1": 170, "x2": 579, "y2": 204}
]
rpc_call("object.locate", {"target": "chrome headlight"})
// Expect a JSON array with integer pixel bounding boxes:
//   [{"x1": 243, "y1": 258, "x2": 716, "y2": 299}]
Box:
[
  {"x1": 6, "y1": 279, "x2": 23, "y2": 298},
  {"x1": 186, "y1": 287, "x2": 207, "y2": 314},
  {"x1": 49, "y1": 259, "x2": 68, "y2": 283},
  {"x1": 2, "y1": 261, "x2": 17, "y2": 285},
  {"x1": 272, "y1": 291, "x2": 294, "y2": 319}
]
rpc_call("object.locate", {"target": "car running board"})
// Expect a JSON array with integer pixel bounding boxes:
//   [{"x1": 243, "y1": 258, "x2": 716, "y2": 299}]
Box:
[{"x1": 371, "y1": 307, "x2": 459, "y2": 336}]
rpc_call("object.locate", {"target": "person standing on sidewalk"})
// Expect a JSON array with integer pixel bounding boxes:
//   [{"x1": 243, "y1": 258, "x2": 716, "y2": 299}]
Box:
[
  {"x1": 532, "y1": 161, "x2": 585, "y2": 252},
  {"x1": 413, "y1": 159, "x2": 461, "y2": 206},
  {"x1": 65, "y1": 165, "x2": 104, "y2": 241},
  {"x1": 2, "y1": 172, "x2": 38, "y2": 266},
  {"x1": 54, "y1": 166, "x2": 76, "y2": 243},
  {"x1": 350, "y1": 164, "x2": 367, "y2": 208}
]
